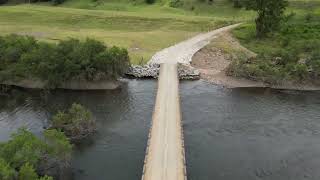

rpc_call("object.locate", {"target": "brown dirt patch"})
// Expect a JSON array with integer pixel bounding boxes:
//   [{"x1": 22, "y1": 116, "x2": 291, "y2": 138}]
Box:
[{"x1": 191, "y1": 32, "x2": 264, "y2": 88}]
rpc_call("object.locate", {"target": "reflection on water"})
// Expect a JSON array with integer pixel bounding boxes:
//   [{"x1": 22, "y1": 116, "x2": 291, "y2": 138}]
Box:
[{"x1": 1, "y1": 80, "x2": 320, "y2": 180}]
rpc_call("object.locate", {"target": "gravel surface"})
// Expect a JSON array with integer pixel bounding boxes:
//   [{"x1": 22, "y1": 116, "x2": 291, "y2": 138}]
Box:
[{"x1": 148, "y1": 24, "x2": 240, "y2": 65}]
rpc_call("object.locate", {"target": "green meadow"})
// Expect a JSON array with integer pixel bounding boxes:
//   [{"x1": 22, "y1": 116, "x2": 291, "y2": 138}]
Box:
[{"x1": 0, "y1": 0, "x2": 253, "y2": 64}]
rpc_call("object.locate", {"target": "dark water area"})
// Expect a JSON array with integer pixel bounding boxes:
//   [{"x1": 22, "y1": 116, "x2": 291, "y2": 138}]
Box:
[{"x1": 1, "y1": 80, "x2": 320, "y2": 180}]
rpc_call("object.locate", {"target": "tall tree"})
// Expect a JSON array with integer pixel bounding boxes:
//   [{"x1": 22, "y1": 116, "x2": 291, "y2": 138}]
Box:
[{"x1": 244, "y1": 0, "x2": 289, "y2": 38}]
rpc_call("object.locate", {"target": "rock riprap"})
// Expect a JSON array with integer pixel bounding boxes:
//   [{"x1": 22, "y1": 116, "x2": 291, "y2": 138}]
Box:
[{"x1": 126, "y1": 63, "x2": 200, "y2": 80}]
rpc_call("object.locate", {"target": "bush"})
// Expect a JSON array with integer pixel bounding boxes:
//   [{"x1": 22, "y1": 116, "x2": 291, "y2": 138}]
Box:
[
  {"x1": 0, "y1": 128, "x2": 71, "y2": 179},
  {"x1": 145, "y1": 0, "x2": 155, "y2": 4},
  {"x1": 19, "y1": 163, "x2": 38, "y2": 180},
  {"x1": 52, "y1": 103, "x2": 96, "y2": 141},
  {"x1": 0, "y1": 158, "x2": 15, "y2": 180},
  {"x1": 0, "y1": 35, "x2": 130, "y2": 88},
  {"x1": 231, "y1": 14, "x2": 320, "y2": 85},
  {"x1": 169, "y1": 0, "x2": 183, "y2": 8},
  {"x1": 52, "y1": 0, "x2": 66, "y2": 5}
]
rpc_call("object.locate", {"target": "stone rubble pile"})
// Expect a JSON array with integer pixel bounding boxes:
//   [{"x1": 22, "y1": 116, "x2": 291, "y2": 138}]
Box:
[{"x1": 126, "y1": 63, "x2": 200, "y2": 80}]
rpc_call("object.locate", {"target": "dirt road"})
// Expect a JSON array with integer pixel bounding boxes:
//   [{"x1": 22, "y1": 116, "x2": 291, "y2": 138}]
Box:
[
  {"x1": 142, "y1": 64, "x2": 186, "y2": 180},
  {"x1": 148, "y1": 24, "x2": 240, "y2": 65}
]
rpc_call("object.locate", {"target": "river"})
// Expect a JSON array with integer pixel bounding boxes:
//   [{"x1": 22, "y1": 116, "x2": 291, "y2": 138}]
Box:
[{"x1": 0, "y1": 80, "x2": 320, "y2": 180}]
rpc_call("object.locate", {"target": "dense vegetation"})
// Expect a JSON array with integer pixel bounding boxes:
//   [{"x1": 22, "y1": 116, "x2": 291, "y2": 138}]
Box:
[
  {"x1": 52, "y1": 103, "x2": 96, "y2": 142},
  {"x1": 0, "y1": 128, "x2": 72, "y2": 180},
  {"x1": 0, "y1": 0, "x2": 65, "y2": 5},
  {"x1": 229, "y1": 2, "x2": 320, "y2": 85},
  {"x1": 0, "y1": 35, "x2": 130, "y2": 88}
]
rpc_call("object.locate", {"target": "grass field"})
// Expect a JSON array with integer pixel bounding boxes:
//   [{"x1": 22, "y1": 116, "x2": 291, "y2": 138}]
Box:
[
  {"x1": 0, "y1": 0, "x2": 253, "y2": 64},
  {"x1": 0, "y1": 0, "x2": 315, "y2": 64}
]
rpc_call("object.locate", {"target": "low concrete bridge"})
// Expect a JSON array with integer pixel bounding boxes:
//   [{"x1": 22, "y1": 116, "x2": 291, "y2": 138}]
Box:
[{"x1": 142, "y1": 63, "x2": 187, "y2": 180}]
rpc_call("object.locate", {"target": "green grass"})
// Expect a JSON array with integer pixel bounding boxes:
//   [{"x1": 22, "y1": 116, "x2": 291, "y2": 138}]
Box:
[
  {"x1": 230, "y1": 1, "x2": 320, "y2": 84},
  {"x1": 232, "y1": 0, "x2": 320, "y2": 57},
  {"x1": 0, "y1": 0, "x2": 253, "y2": 64}
]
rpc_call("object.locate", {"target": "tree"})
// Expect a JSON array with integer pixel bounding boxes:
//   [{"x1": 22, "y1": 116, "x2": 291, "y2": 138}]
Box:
[{"x1": 244, "y1": 0, "x2": 289, "y2": 38}]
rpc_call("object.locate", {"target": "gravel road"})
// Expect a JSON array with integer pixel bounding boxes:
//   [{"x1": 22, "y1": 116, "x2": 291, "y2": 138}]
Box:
[{"x1": 148, "y1": 24, "x2": 240, "y2": 65}]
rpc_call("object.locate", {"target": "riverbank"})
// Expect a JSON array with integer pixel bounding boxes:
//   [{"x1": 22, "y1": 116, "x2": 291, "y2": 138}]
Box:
[
  {"x1": 2, "y1": 79, "x2": 120, "y2": 90},
  {"x1": 191, "y1": 31, "x2": 320, "y2": 91}
]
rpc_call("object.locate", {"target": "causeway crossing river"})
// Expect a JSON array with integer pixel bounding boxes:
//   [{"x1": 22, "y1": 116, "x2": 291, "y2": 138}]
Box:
[{"x1": 0, "y1": 79, "x2": 320, "y2": 180}]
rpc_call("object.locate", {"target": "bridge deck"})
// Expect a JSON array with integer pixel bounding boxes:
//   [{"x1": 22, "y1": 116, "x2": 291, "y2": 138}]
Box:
[{"x1": 142, "y1": 63, "x2": 186, "y2": 180}]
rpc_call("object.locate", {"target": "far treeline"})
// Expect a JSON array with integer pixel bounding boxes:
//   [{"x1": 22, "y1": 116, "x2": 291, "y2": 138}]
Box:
[{"x1": 0, "y1": 35, "x2": 130, "y2": 88}]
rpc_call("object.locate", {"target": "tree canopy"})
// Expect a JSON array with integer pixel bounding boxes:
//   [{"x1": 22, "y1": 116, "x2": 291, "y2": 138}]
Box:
[{"x1": 231, "y1": 0, "x2": 289, "y2": 37}]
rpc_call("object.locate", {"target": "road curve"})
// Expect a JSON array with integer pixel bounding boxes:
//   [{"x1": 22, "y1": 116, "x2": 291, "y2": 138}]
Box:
[
  {"x1": 142, "y1": 63, "x2": 186, "y2": 180},
  {"x1": 148, "y1": 24, "x2": 240, "y2": 65}
]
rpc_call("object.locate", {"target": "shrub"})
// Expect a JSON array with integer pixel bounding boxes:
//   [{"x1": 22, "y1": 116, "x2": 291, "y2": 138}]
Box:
[
  {"x1": 52, "y1": 0, "x2": 66, "y2": 5},
  {"x1": 0, "y1": 158, "x2": 15, "y2": 180},
  {"x1": 52, "y1": 103, "x2": 96, "y2": 141},
  {"x1": 0, "y1": 128, "x2": 71, "y2": 179},
  {"x1": 19, "y1": 163, "x2": 38, "y2": 180},
  {"x1": 231, "y1": 14, "x2": 320, "y2": 84},
  {"x1": 0, "y1": 35, "x2": 130, "y2": 88},
  {"x1": 169, "y1": 0, "x2": 183, "y2": 8},
  {"x1": 145, "y1": 0, "x2": 155, "y2": 4}
]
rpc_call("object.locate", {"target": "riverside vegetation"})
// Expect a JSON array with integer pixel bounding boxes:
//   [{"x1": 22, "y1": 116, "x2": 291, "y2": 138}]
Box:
[
  {"x1": 227, "y1": 0, "x2": 320, "y2": 86},
  {"x1": 0, "y1": 35, "x2": 130, "y2": 89},
  {"x1": 0, "y1": 129, "x2": 72, "y2": 180},
  {"x1": 0, "y1": 103, "x2": 95, "y2": 180},
  {"x1": 52, "y1": 103, "x2": 96, "y2": 142}
]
